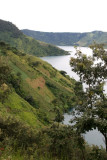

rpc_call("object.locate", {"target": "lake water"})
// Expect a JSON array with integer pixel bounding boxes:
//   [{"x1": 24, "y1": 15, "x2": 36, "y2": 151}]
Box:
[{"x1": 41, "y1": 46, "x2": 106, "y2": 149}]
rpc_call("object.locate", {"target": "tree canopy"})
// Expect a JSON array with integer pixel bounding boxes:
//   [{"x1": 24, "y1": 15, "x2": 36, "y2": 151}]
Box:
[{"x1": 70, "y1": 43, "x2": 107, "y2": 151}]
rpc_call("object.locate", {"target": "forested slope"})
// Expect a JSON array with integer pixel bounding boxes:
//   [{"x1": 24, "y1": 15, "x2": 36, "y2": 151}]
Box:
[{"x1": 22, "y1": 29, "x2": 107, "y2": 47}]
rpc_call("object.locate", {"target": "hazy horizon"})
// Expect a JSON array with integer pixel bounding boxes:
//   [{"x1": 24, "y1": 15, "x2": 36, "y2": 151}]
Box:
[
  {"x1": 0, "y1": 0, "x2": 107, "y2": 32},
  {"x1": 22, "y1": 28, "x2": 106, "y2": 33}
]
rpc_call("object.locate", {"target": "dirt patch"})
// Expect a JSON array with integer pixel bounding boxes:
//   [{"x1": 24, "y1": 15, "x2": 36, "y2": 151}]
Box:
[
  {"x1": 26, "y1": 77, "x2": 45, "y2": 89},
  {"x1": 1, "y1": 83, "x2": 9, "y2": 91}
]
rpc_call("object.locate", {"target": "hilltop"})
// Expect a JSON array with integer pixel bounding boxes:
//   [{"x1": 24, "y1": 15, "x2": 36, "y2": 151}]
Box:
[
  {"x1": 22, "y1": 29, "x2": 107, "y2": 47},
  {"x1": 0, "y1": 19, "x2": 68, "y2": 56}
]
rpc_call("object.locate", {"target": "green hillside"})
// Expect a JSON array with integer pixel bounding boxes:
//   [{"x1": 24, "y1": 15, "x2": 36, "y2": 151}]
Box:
[
  {"x1": 0, "y1": 43, "x2": 106, "y2": 160},
  {"x1": 0, "y1": 19, "x2": 68, "y2": 56},
  {"x1": 22, "y1": 29, "x2": 107, "y2": 47},
  {"x1": 0, "y1": 42, "x2": 81, "y2": 159},
  {"x1": 0, "y1": 20, "x2": 106, "y2": 159},
  {"x1": 0, "y1": 42, "x2": 76, "y2": 127}
]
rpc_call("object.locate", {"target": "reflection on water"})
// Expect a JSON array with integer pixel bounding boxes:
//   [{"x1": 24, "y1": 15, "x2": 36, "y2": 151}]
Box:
[{"x1": 41, "y1": 46, "x2": 106, "y2": 148}]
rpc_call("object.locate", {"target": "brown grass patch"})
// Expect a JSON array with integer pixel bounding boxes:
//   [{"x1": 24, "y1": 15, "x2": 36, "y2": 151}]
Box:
[{"x1": 26, "y1": 77, "x2": 45, "y2": 89}]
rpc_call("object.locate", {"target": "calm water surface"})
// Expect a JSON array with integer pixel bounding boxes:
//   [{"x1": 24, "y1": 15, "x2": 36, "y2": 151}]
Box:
[{"x1": 41, "y1": 46, "x2": 106, "y2": 148}]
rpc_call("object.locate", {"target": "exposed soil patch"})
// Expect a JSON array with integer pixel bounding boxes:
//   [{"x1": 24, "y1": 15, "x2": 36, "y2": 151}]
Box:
[{"x1": 26, "y1": 77, "x2": 45, "y2": 89}]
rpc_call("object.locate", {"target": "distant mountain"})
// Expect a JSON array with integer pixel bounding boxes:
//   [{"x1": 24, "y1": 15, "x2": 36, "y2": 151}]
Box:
[
  {"x1": 22, "y1": 29, "x2": 107, "y2": 47},
  {"x1": 0, "y1": 19, "x2": 68, "y2": 56}
]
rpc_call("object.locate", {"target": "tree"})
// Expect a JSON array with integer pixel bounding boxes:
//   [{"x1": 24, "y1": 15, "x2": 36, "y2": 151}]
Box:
[
  {"x1": 38, "y1": 124, "x2": 85, "y2": 159},
  {"x1": 54, "y1": 108, "x2": 64, "y2": 124},
  {"x1": 0, "y1": 57, "x2": 11, "y2": 86},
  {"x1": 70, "y1": 43, "x2": 107, "y2": 151},
  {"x1": 60, "y1": 70, "x2": 67, "y2": 76}
]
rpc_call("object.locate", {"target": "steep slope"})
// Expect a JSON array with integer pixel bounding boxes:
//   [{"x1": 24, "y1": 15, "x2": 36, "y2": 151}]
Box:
[
  {"x1": 0, "y1": 19, "x2": 68, "y2": 56},
  {"x1": 0, "y1": 42, "x2": 76, "y2": 128},
  {"x1": 22, "y1": 29, "x2": 107, "y2": 47},
  {"x1": 0, "y1": 43, "x2": 106, "y2": 160}
]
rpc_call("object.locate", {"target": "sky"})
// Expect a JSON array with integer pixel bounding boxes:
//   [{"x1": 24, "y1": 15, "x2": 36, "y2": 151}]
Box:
[{"x1": 0, "y1": 0, "x2": 107, "y2": 32}]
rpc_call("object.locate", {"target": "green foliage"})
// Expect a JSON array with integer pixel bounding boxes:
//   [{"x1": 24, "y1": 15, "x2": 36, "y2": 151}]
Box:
[
  {"x1": 24, "y1": 96, "x2": 39, "y2": 109},
  {"x1": 0, "y1": 60, "x2": 11, "y2": 85},
  {"x1": 30, "y1": 61, "x2": 41, "y2": 67},
  {"x1": 32, "y1": 124, "x2": 107, "y2": 160},
  {"x1": 0, "y1": 57, "x2": 12, "y2": 103},
  {"x1": 1, "y1": 41, "x2": 106, "y2": 159},
  {"x1": 70, "y1": 43, "x2": 107, "y2": 151},
  {"x1": 0, "y1": 115, "x2": 38, "y2": 158},
  {"x1": 43, "y1": 125, "x2": 85, "y2": 159},
  {"x1": 54, "y1": 108, "x2": 64, "y2": 123},
  {"x1": 60, "y1": 70, "x2": 67, "y2": 76},
  {"x1": 37, "y1": 110, "x2": 50, "y2": 124},
  {"x1": 0, "y1": 113, "x2": 107, "y2": 159},
  {"x1": 46, "y1": 80, "x2": 74, "y2": 110}
]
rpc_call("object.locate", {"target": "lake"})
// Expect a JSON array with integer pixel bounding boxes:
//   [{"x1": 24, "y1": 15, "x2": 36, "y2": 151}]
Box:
[{"x1": 41, "y1": 46, "x2": 106, "y2": 149}]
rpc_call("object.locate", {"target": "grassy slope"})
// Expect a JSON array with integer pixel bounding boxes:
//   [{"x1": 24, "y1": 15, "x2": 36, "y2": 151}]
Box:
[
  {"x1": 0, "y1": 19, "x2": 68, "y2": 56},
  {"x1": 22, "y1": 29, "x2": 107, "y2": 47},
  {"x1": 0, "y1": 43, "x2": 76, "y2": 128}
]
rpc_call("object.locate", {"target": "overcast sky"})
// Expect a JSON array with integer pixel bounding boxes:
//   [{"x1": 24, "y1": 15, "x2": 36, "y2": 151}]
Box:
[{"x1": 0, "y1": 0, "x2": 107, "y2": 32}]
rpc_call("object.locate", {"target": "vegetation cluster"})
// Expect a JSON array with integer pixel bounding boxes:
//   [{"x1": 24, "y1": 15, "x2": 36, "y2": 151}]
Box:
[
  {"x1": 0, "y1": 42, "x2": 106, "y2": 159},
  {"x1": 70, "y1": 43, "x2": 107, "y2": 152},
  {"x1": 0, "y1": 19, "x2": 107, "y2": 159}
]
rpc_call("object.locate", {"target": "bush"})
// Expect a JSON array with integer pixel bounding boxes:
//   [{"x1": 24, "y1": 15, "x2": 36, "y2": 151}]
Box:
[
  {"x1": 24, "y1": 96, "x2": 39, "y2": 109},
  {"x1": 31, "y1": 61, "x2": 41, "y2": 67},
  {"x1": 60, "y1": 70, "x2": 67, "y2": 76},
  {"x1": 37, "y1": 110, "x2": 49, "y2": 124}
]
